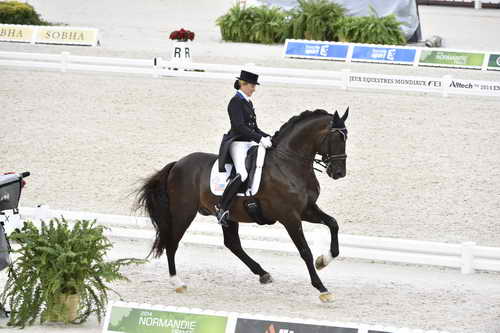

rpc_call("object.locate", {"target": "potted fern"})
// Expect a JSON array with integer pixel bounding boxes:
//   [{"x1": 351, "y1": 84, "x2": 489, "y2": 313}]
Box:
[{"x1": 0, "y1": 218, "x2": 144, "y2": 328}]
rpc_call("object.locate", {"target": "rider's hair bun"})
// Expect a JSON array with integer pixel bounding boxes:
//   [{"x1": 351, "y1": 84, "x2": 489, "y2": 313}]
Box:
[{"x1": 234, "y1": 80, "x2": 241, "y2": 90}]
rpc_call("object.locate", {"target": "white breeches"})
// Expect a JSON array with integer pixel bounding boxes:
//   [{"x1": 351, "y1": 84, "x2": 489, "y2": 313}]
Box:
[{"x1": 229, "y1": 141, "x2": 258, "y2": 182}]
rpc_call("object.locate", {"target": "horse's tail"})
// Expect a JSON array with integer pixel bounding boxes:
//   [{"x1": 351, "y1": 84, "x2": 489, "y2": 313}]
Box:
[{"x1": 136, "y1": 162, "x2": 176, "y2": 258}]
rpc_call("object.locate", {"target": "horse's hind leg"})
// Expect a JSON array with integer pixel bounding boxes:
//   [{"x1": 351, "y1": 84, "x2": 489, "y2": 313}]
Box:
[
  {"x1": 166, "y1": 203, "x2": 198, "y2": 293},
  {"x1": 222, "y1": 221, "x2": 272, "y2": 284}
]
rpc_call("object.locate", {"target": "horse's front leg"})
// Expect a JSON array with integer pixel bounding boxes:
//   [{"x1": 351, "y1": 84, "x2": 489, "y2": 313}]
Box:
[
  {"x1": 302, "y1": 204, "x2": 339, "y2": 270},
  {"x1": 280, "y1": 215, "x2": 334, "y2": 303}
]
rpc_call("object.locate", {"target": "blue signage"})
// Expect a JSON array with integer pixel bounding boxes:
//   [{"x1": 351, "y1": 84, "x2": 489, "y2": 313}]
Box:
[
  {"x1": 285, "y1": 41, "x2": 348, "y2": 60},
  {"x1": 352, "y1": 46, "x2": 416, "y2": 63}
]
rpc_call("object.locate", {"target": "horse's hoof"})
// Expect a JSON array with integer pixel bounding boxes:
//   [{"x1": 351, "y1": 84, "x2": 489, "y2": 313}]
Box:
[
  {"x1": 259, "y1": 273, "x2": 273, "y2": 284},
  {"x1": 319, "y1": 292, "x2": 335, "y2": 303},
  {"x1": 315, "y1": 255, "x2": 327, "y2": 270},
  {"x1": 175, "y1": 285, "x2": 187, "y2": 293}
]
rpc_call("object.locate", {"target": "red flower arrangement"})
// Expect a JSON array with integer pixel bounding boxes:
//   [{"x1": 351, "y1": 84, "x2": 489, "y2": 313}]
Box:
[{"x1": 169, "y1": 28, "x2": 195, "y2": 42}]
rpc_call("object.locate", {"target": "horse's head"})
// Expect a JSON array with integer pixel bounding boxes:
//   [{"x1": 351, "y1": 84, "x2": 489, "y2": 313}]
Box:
[
  {"x1": 271, "y1": 108, "x2": 348, "y2": 179},
  {"x1": 318, "y1": 108, "x2": 348, "y2": 179}
]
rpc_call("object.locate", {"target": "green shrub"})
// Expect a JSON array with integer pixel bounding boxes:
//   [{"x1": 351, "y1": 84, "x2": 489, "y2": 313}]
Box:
[
  {"x1": 217, "y1": 4, "x2": 254, "y2": 42},
  {"x1": 336, "y1": 12, "x2": 406, "y2": 45},
  {"x1": 248, "y1": 6, "x2": 287, "y2": 44},
  {"x1": 0, "y1": 1, "x2": 49, "y2": 25},
  {"x1": 217, "y1": 4, "x2": 286, "y2": 44},
  {"x1": 216, "y1": 1, "x2": 406, "y2": 45},
  {"x1": 286, "y1": 0, "x2": 345, "y2": 41}
]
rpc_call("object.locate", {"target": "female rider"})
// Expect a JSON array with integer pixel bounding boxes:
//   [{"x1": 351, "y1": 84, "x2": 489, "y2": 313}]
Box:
[{"x1": 215, "y1": 70, "x2": 272, "y2": 227}]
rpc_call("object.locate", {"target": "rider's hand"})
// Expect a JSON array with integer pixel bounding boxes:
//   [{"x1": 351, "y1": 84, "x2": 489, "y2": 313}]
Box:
[{"x1": 259, "y1": 136, "x2": 272, "y2": 149}]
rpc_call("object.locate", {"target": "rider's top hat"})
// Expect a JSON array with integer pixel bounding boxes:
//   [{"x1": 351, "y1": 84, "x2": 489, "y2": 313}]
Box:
[{"x1": 236, "y1": 70, "x2": 260, "y2": 85}]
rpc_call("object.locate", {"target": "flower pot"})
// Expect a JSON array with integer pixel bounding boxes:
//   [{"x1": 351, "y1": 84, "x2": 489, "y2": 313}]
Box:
[
  {"x1": 171, "y1": 40, "x2": 192, "y2": 63},
  {"x1": 45, "y1": 293, "x2": 80, "y2": 323}
]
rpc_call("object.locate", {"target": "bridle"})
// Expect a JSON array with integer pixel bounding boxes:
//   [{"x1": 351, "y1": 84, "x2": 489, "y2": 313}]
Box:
[
  {"x1": 318, "y1": 127, "x2": 347, "y2": 165},
  {"x1": 273, "y1": 126, "x2": 347, "y2": 172}
]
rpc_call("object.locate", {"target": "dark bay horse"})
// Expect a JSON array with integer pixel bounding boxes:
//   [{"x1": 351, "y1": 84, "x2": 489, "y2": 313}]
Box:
[{"x1": 136, "y1": 108, "x2": 349, "y2": 303}]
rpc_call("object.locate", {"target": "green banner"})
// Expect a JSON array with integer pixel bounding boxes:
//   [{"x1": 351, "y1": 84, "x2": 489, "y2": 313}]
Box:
[
  {"x1": 419, "y1": 50, "x2": 485, "y2": 67},
  {"x1": 488, "y1": 54, "x2": 500, "y2": 69},
  {"x1": 106, "y1": 306, "x2": 228, "y2": 333}
]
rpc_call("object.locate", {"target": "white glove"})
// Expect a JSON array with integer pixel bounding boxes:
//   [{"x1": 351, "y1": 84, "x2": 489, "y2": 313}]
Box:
[{"x1": 259, "y1": 136, "x2": 272, "y2": 149}]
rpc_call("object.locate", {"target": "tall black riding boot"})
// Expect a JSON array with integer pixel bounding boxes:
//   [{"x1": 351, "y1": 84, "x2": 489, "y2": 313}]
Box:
[{"x1": 215, "y1": 174, "x2": 243, "y2": 227}]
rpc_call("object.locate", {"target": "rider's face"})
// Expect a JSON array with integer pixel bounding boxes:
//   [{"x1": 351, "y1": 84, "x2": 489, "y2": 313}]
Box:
[{"x1": 241, "y1": 83, "x2": 256, "y2": 97}]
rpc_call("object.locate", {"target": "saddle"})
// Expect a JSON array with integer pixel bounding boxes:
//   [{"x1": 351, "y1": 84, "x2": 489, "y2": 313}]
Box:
[
  {"x1": 210, "y1": 145, "x2": 265, "y2": 197},
  {"x1": 210, "y1": 146, "x2": 275, "y2": 225}
]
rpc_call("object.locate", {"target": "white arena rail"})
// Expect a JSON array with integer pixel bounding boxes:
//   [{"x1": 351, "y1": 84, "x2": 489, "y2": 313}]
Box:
[
  {"x1": 10, "y1": 206, "x2": 500, "y2": 275},
  {"x1": 1, "y1": 51, "x2": 499, "y2": 97},
  {"x1": 0, "y1": 50, "x2": 344, "y2": 87}
]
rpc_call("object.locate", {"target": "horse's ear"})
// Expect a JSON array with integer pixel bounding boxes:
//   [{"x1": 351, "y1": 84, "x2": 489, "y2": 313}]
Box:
[
  {"x1": 341, "y1": 107, "x2": 349, "y2": 122},
  {"x1": 333, "y1": 111, "x2": 340, "y2": 123}
]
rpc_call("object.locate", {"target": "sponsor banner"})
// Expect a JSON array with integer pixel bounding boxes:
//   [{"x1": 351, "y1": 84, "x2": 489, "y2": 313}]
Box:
[
  {"x1": 348, "y1": 72, "x2": 442, "y2": 92},
  {"x1": 284, "y1": 40, "x2": 349, "y2": 60},
  {"x1": 235, "y1": 317, "x2": 357, "y2": 333},
  {"x1": 0, "y1": 24, "x2": 35, "y2": 43},
  {"x1": 104, "y1": 304, "x2": 228, "y2": 333},
  {"x1": 36, "y1": 27, "x2": 98, "y2": 46},
  {"x1": 447, "y1": 78, "x2": 500, "y2": 96},
  {"x1": 351, "y1": 45, "x2": 416, "y2": 64},
  {"x1": 487, "y1": 54, "x2": 500, "y2": 70},
  {"x1": 419, "y1": 50, "x2": 485, "y2": 68}
]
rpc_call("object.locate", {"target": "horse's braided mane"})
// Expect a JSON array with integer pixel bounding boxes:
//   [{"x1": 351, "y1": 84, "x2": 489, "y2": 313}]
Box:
[{"x1": 272, "y1": 109, "x2": 331, "y2": 145}]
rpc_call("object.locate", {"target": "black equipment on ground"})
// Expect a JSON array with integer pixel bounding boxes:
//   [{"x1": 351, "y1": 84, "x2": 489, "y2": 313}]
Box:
[{"x1": 0, "y1": 171, "x2": 30, "y2": 318}]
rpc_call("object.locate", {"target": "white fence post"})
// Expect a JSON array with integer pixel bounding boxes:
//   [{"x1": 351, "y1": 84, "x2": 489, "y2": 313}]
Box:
[
  {"x1": 442, "y1": 75, "x2": 452, "y2": 98},
  {"x1": 61, "y1": 51, "x2": 70, "y2": 73},
  {"x1": 153, "y1": 57, "x2": 162, "y2": 78},
  {"x1": 345, "y1": 44, "x2": 354, "y2": 64},
  {"x1": 31, "y1": 26, "x2": 38, "y2": 44},
  {"x1": 413, "y1": 48, "x2": 422, "y2": 67},
  {"x1": 481, "y1": 52, "x2": 489, "y2": 71},
  {"x1": 341, "y1": 68, "x2": 350, "y2": 90},
  {"x1": 474, "y1": 0, "x2": 482, "y2": 9},
  {"x1": 461, "y1": 241, "x2": 476, "y2": 274}
]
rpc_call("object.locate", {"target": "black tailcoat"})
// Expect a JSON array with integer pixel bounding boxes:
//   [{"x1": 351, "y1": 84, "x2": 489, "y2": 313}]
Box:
[{"x1": 218, "y1": 92, "x2": 269, "y2": 172}]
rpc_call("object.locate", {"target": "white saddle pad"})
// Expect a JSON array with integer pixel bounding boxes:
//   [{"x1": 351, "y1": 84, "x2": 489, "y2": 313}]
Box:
[{"x1": 210, "y1": 145, "x2": 266, "y2": 196}]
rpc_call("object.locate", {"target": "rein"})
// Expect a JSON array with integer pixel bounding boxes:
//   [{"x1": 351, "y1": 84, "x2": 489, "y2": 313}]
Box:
[{"x1": 273, "y1": 147, "x2": 313, "y2": 165}]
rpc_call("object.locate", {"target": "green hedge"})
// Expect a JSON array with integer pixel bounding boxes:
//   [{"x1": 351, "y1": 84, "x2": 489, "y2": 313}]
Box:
[
  {"x1": 337, "y1": 14, "x2": 406, "y2": 45},
  {"x1": 217, "y1": 5, "x2": 287, "y2": 44},
  {"x1": 0, "y1": 1, "x2": 49, "y2": 25},
  {"x1": 286, "y1": 0, "x2": 344, "y2": 41},
  {"x1": 217, "y1": 0, "x2": 406, "y2": 45}
]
